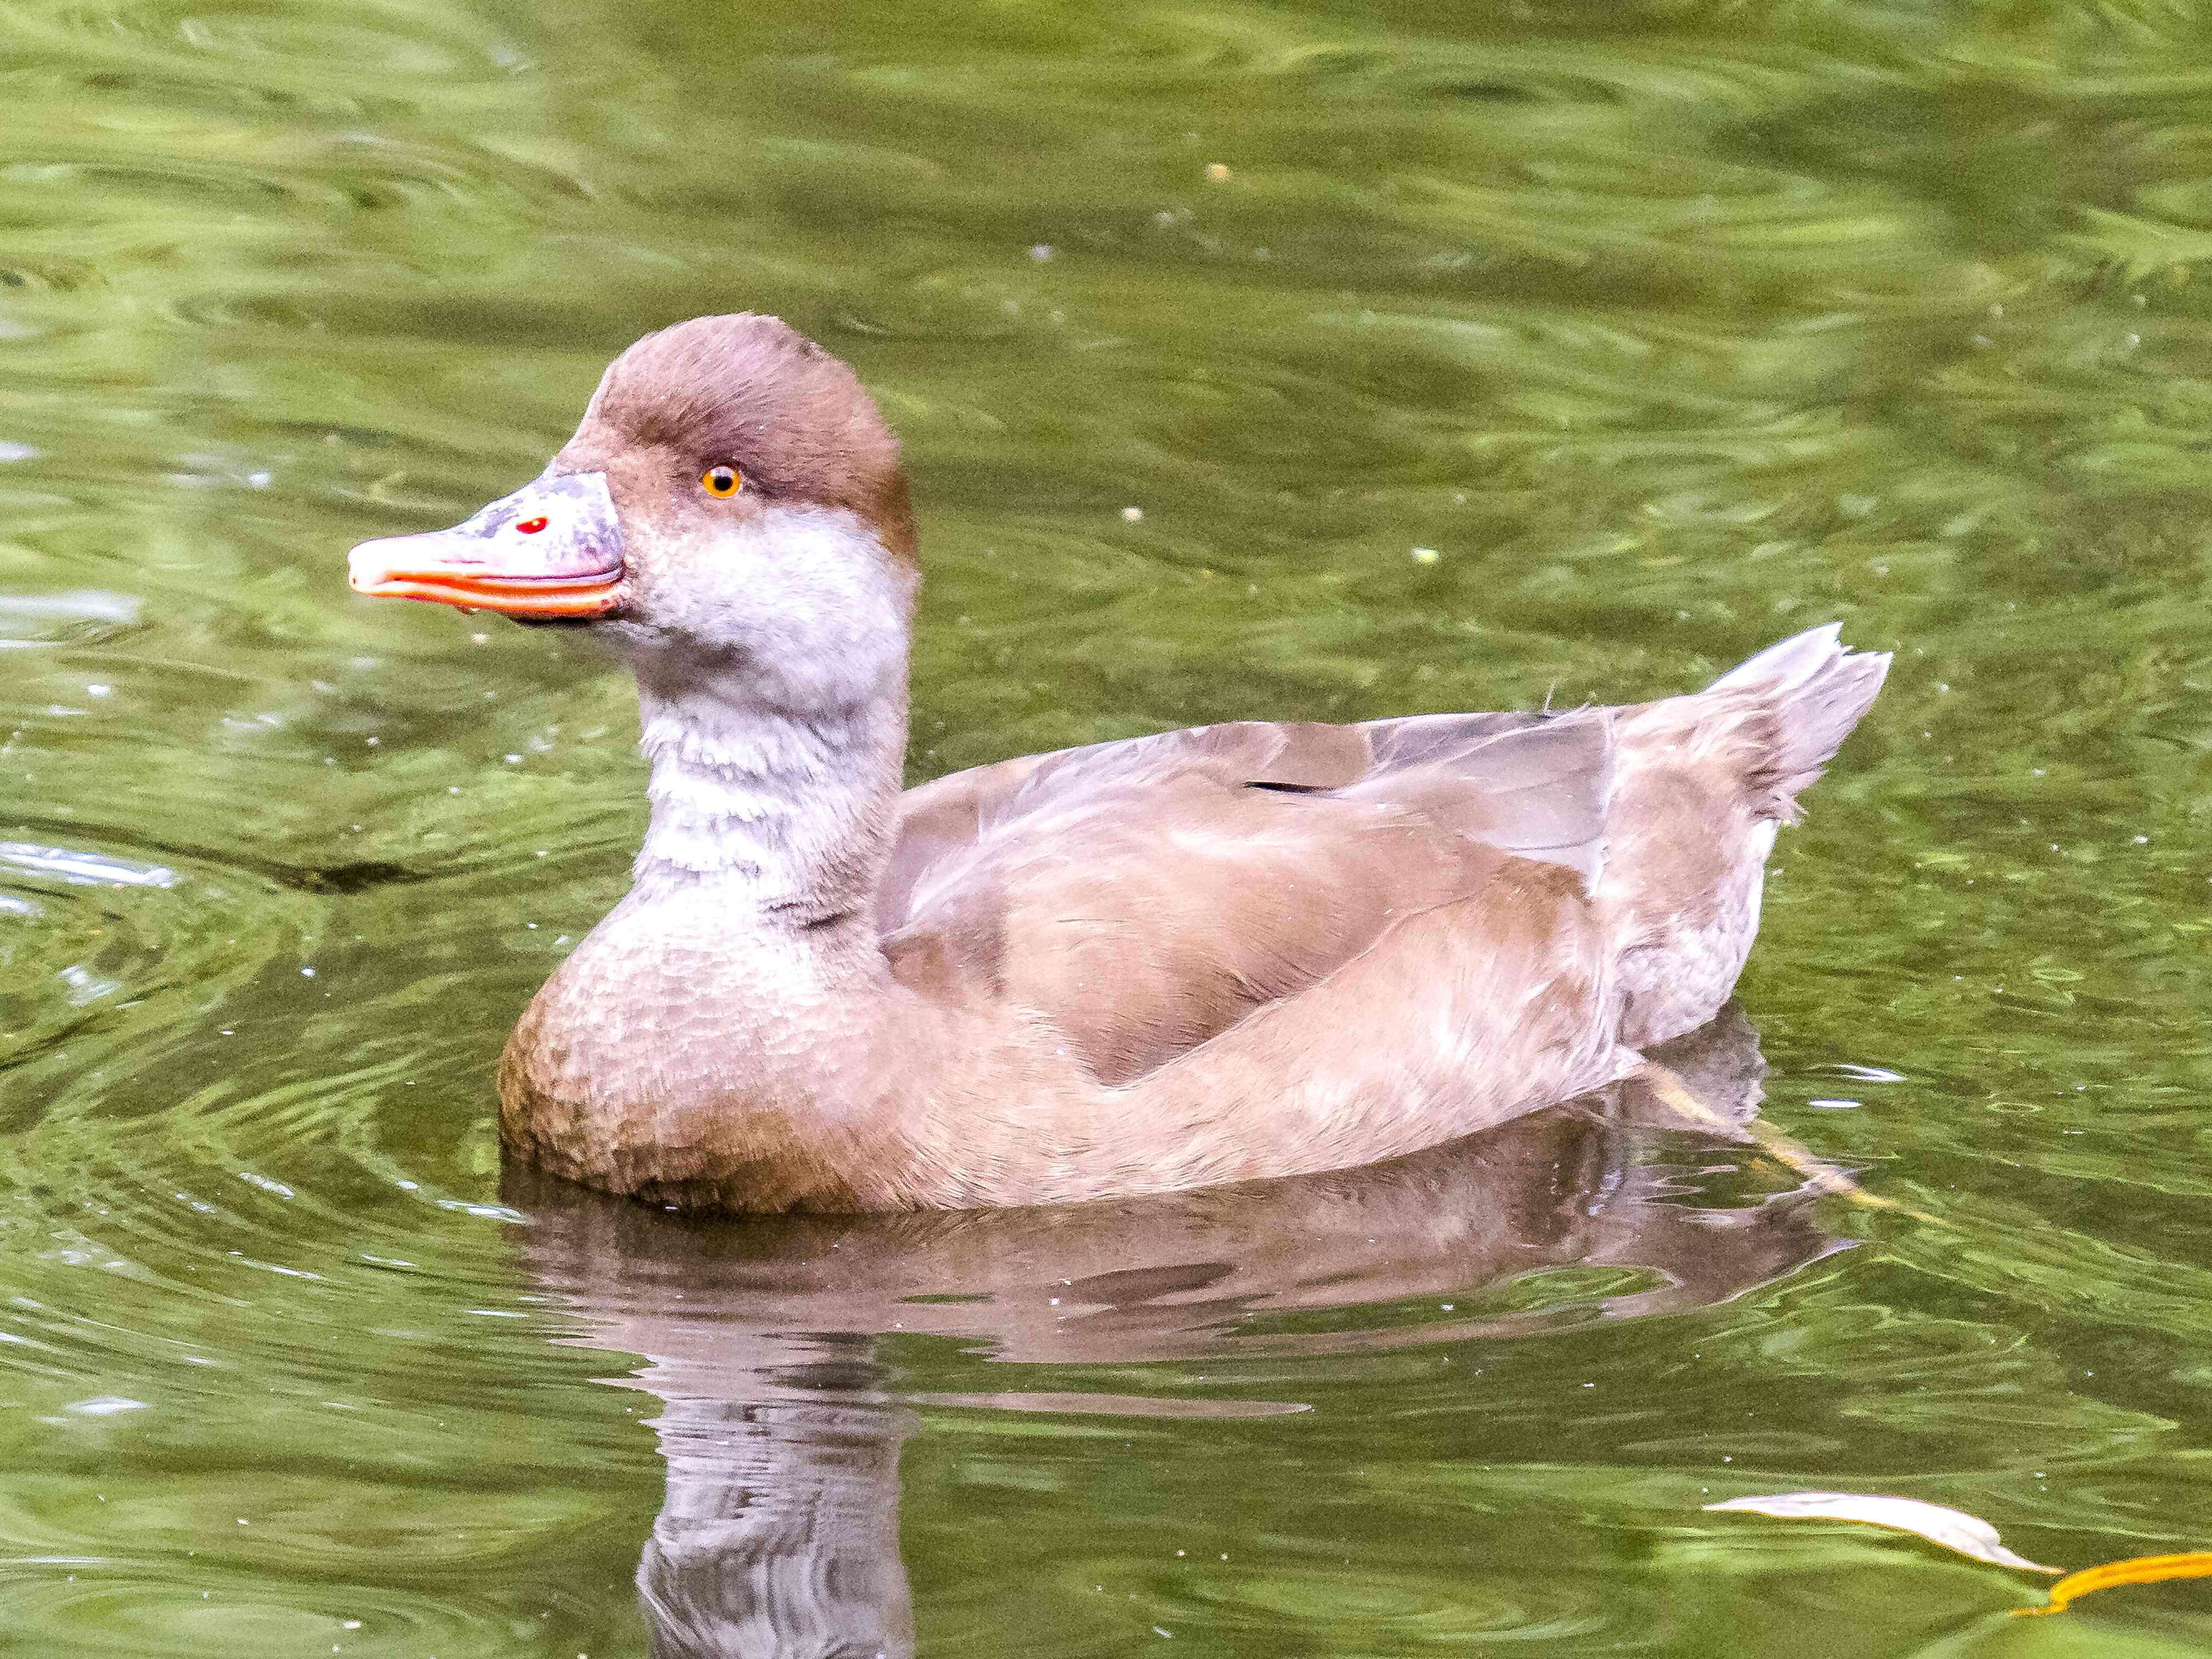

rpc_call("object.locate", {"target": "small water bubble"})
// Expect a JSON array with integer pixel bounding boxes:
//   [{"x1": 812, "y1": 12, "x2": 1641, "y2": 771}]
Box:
[
  {"x1": 1028, "y1": 244, "x2": 1053, "y2": 262},
  {"x1": 1410, "y1": 546, "x2": 1441, "y2": 565},
  {"x1": 1120, "y1": 506, "x2": 1143, "y2": 522}
]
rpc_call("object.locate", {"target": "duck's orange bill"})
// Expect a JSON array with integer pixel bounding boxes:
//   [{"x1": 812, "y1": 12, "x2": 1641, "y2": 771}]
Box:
[
  {"x1": 348, "y1": 561, "x2": 623, "y2": 618},
  {"x1": 347, "y1": 470, "x2": 625, "y2": 619}
]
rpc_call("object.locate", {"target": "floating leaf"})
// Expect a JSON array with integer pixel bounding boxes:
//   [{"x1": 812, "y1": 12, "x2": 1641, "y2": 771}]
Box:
[
  {"x1": 1702, "y1": 1492, "x2": 2060, "y2": 1573},
  {"x1": 2015, "y1": 1551, "x2": 2212, "y2": 1617}
]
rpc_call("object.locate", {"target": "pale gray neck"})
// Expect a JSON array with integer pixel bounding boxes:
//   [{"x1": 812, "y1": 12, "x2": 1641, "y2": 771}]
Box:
[{"x1": 629, "y1": 668, "x2": 908, "y2": 926}]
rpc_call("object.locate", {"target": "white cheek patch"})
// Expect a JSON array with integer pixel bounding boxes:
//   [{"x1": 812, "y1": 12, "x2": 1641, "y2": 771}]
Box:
[{"x1": 633, "y1": 505, "x2": 913, "y2": 713}]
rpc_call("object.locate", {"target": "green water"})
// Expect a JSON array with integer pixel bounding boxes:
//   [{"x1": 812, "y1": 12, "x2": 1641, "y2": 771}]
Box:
[{"x1": 3, "y1": 0, "x2": 2211, "y2": 1652}]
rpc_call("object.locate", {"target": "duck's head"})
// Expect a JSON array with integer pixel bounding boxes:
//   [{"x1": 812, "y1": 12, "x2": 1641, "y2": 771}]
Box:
[{"x1": 348, "y1": 314, "x2": 918, "y2": 702}]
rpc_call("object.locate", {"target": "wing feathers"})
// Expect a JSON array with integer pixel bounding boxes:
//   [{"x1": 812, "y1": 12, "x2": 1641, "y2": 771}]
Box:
[
  {"x1": 878, "y1": 627, "x2": 1884, "y2": 1103},
  {"x1": 881, "y1": 709, "x2": 1617, "y2": 1084}
]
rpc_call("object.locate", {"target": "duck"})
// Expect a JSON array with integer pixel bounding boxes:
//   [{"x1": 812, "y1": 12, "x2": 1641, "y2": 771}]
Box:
[{"x1": 347, "y1": 313, "x2": 1889, "y2": 1215}]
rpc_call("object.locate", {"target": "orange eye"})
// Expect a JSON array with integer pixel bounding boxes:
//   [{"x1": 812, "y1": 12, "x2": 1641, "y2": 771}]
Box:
[{"x1": 701, "y1": 464, "x2": 742, "y2": 498}]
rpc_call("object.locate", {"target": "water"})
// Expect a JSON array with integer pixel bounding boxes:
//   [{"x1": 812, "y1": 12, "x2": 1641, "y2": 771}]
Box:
[{"x1": 2, "y1": 0, "x2": 2210, "y2": 1652}]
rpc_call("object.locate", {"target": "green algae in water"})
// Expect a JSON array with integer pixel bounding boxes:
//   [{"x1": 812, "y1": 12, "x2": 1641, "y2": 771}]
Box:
[{"x1": 0, "y1": 0, "x2": 2210, "y2": 1652}]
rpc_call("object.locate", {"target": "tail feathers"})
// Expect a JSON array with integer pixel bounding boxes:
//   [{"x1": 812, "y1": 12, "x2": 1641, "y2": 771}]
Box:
[{"x1": 1709, "y1": 624, "x2": 1890, "y2": 822}]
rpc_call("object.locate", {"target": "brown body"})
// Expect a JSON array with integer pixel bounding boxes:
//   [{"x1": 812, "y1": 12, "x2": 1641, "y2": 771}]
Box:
[{"x1": 348, "y1": 314, "x2": 1890, "y2": 1214}]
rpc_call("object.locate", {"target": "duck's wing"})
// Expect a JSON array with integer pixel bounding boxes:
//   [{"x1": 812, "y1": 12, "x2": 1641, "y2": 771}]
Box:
[{"x1": 877, "y1": 712, "x2": 1613, "y2": 1085}]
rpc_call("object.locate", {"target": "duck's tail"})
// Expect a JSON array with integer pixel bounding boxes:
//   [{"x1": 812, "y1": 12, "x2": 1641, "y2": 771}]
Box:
[
  {"x1": 1597, "y1": 624, "x2": 1889, "y2": 1049},
  {"x1": 1704, "y1": 622, "x2": 1892, "y2": 824}
]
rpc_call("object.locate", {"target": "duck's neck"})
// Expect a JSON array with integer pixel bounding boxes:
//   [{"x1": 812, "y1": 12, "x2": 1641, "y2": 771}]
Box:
[{"x1": 628, "y1": 659, "x2": 909, "y2": 929}]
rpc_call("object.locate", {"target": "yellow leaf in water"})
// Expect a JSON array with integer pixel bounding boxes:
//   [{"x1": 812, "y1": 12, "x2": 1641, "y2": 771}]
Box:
[
  {"x1": 1702, "y1": 1492, "x2": 2061, "y2": 1573},
  {"x1": 2014, "y1": 1551, "x2": 2212, "y2": 1617}
]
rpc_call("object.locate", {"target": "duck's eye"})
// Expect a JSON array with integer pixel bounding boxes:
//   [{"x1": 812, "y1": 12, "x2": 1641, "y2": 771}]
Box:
[
  {"x1": 514, "y1": 515, "x2": 549, "y2": 535},
  {"x1": 701, "y1": 464, "x2": 742, "y2": 498}
]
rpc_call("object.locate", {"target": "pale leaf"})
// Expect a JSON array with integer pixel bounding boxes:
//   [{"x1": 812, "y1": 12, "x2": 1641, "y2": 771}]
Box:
[{"x1": 1703, "y1": 1491, "x2": 2061, "y2": 1573}]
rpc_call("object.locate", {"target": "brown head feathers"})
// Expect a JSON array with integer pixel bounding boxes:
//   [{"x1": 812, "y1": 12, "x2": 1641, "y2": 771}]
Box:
[{"x1": 558, "y1": 313, "x2": 917, "y2": 565}]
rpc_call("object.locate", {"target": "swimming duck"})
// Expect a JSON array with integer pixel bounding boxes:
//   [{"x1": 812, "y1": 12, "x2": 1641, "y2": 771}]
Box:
[{"x1": 348, "y1": 313, "x2": 1889, "y2": 1214}]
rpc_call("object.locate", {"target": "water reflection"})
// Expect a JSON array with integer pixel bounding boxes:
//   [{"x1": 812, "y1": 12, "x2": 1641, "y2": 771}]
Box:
[{"x1": 509, "y1": 1007, "x2": 1846, "y2": 1657}]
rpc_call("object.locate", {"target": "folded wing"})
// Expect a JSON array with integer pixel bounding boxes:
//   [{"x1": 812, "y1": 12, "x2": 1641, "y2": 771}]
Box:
[{"x1": 877, "y1": 712, "x2": 1614, "y2": 1084}]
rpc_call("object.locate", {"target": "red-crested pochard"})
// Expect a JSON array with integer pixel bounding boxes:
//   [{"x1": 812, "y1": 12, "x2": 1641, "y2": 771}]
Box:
[{"x1": 348, "y1": 314, "x2": 1888, "y2": 1214}]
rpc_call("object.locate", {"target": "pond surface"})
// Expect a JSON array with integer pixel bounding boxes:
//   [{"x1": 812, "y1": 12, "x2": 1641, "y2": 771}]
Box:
[{"x1": 3, "y1": 0, "x2": 2211, "y2": 1652}]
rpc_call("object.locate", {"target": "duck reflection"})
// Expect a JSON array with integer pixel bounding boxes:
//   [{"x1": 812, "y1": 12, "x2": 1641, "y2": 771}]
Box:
[{"x1": 505, "y1": 1006, "x2": 1842, "y2": 1658}]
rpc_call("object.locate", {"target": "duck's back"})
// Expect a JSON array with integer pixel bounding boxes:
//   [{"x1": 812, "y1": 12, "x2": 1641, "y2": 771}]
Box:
[
  {"x1": 878, "y1": 709, "x2": 1615, "y2": 1083},
  {"x1": 877, "y1": 624, "x2": 1888, "y2": 1082}
]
